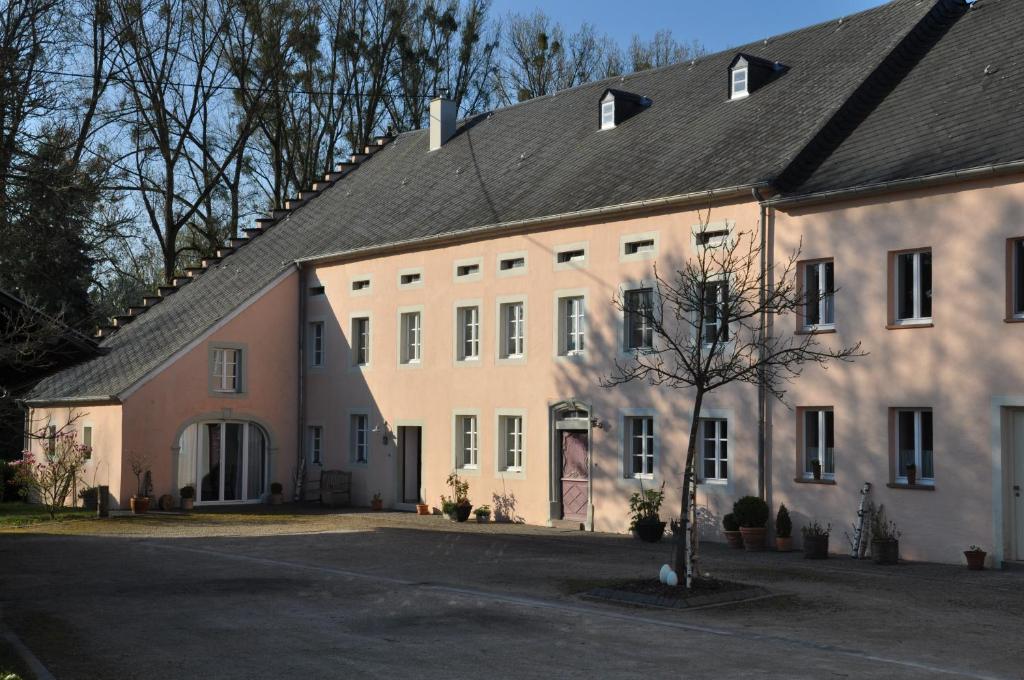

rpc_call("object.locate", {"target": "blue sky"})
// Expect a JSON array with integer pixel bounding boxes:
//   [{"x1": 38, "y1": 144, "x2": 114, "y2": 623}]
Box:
[{"x1": 488, "y1": 1, "x2": 887, "y2": 52}]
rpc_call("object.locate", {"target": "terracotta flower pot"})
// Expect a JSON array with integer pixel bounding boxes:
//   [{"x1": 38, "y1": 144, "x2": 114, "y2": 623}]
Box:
[
  {"x1": 872, "y1": 539, "x2": 899, "y2": 565},
  {"x1": 181, "y1": 497, "x2": 194, "y2": 511},
  {"x1": 371, "y1": 498, "x2": 384, "y2": 511},
  {"x1": 740, "y1": 526, "x2": 767, "y2": 551},
  {"x1": 415, "y1": 503, "x2": 430, "y2": 515},
  {"x1": 269, "y1": 493, "x2": 283, "y2": 505},
  {"x1": 964, "y1": 550, "x2": 987, "y2": 570},
  {"x1": 130, "y1": 496, "x2": 150, "y2": 514},
  {"x1": 724, "y1": 530, "x2": 744, "y2": 549},
  {"x1": 776, "y1": 536, "x2": 792, "y2": 552}
]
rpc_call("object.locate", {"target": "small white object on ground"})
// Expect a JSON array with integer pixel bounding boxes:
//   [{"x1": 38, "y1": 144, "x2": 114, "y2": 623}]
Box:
[
  {"x1": 665, "y1": 570, "x2": 678, "y2": 587},
  {"x1": 659, "y1": 564, "x2": 671, "y2": 584}
]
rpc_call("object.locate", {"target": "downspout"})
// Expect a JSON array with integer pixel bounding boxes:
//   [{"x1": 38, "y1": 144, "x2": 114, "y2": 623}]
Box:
[
  {"x1": 294, "y1": 264, "x2": 308, "y2": 502},
  {"x1": 752, "y1": 188, "x2": 769, "y2": 502}
]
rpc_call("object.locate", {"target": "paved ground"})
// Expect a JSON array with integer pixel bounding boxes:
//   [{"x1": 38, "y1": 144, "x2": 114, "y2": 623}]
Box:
[{"x1": 0, "y1": 508, "x2": 1020, "y2": 680}]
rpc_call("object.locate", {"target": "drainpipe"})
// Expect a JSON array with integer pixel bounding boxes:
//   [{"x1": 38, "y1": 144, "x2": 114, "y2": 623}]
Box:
[
  {"x1": 752, "y1": 188, "x2": 769, "y2": 502},
  {"x1": 294, "y1": 264, "x2": 307, "y2": 502}
]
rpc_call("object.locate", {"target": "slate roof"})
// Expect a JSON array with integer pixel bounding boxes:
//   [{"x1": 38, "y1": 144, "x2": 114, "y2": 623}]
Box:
[
  {"x1": 25, "y1": 0, "x2": 993, "y2": 402},
  {"x1": 791, "y1": 0, "x2": 1024, "y2": 196}
]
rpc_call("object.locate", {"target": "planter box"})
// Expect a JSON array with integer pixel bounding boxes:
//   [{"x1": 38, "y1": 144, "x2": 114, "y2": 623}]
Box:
[{"x1": 803, "y1": 535, "x2": 829, "y2": 559}]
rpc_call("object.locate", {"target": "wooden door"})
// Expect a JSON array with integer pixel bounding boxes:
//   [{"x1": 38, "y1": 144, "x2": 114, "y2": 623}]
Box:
[
  {"x1": 1013, "y1": 411, "x2": 1024, "y2": 560},
  {"x1": 561, "y1": 431, "x2": 589, "y2": 521}
]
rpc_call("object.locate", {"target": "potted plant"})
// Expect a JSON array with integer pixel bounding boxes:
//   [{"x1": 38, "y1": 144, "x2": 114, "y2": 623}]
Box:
[
  {"x1": 78, "y1": 486, "x2": 98, "y2": 512},
  {"x1": 722, "y1": 513, "x2": 743, "y2": 549},
  {"x1": 905, "y1": 463, "x2": 917, "y2": 486},
  {"x1": 474, "y1": 505, "x2": 491, "y2": 523},
  {"x1": 802, "y1": 520, "x2": 830, "y2": 559},
  {"x1": 870, "y1": 504, "x2": 900, "y2": 565},
  {"x1": 775, "y1": 504, "x2": 793, "y2": 552},
  {"x1": 628, "y1": 482, "x2": 666, "y2": 543},
  {"x1": 269, "y1": 482, "x2": 284, "y2": 505},
  {"x1": 440, "y1": 497, "x2": 457, "y2": 520},
  {"x1": 733, "y1": 495, "x2": 770, "y2": 551},
  {"x1": 811, "y1": 459, "x2": 822, "y2": 481},
  {"x1": 415, "y1": 502, "x2": 430, "y2": 515},
  {"x1": 964, "y1": 545, "x2": 987, "y2": 571},
  {"x1": 127, "y1": 452, "x2": 150, "y2": 514},
  {"x1": 371, "y1": 491, "x2": 384, "y2": 511},
  {"x1": 180, "y1": 485, "x2": 195, "y2": 511},
  {"x1": 445, "y1": 473, "x2": 472, "y2": 522}
]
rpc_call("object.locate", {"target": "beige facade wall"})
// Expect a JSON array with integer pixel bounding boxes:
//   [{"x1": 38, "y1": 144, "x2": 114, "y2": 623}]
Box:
[
  {"x1": 306, "y1": 200, "x2": 763, "y2": 533},
  {"x1": 772, "y1": 174, "x2": 1024, "y2": 565}
]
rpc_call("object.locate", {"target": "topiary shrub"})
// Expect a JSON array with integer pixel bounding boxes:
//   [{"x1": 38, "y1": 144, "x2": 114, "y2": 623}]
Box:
[
  {"x1": 775, "y1": 504, "x2": 792, "y2": 538},
  {"x1": 722, "y1": 512, "x2": 739, "y2": 532},
  {"x1": 733, "y1": 496, "x2": 769, "y2": 528},
  {"x1": 270, "y1": 482, "x2": 283, "y2": 495}
]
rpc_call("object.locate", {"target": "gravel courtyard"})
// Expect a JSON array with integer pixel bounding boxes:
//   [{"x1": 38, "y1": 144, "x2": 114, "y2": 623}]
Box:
[{"x1": 0, "y1": 508, "x2": 1019, "y2": 679}]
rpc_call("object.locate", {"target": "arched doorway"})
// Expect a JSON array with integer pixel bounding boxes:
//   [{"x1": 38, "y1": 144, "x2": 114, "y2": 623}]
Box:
[
  {"x1": 177, "y1": 421, "x2": 269, "y2": 504},
  {"x1": 549, "y1": 400, "x2": 593, "y2": 529}
]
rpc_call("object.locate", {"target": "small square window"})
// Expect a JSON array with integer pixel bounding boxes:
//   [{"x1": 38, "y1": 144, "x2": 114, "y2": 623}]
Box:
[
  {"x1": 557, "y1": 249, "x2": 585, "y2": 264},
  {"x1": 457, "y1": 263, "x2": 480, "y2": 277},
  {"x1": 500, "y1": 256, "x2": 525, "y2": 271},
  {"x1": 352, "y1": 279, "x2": 371, "y2": 291},
  {"x1": 400, "y1": 272, "x2": 421, "y2": 286},
  {"x1": 212, "y1": 348, "x2": 241, "y2": 392},
  {"x1": 624, "y1": 239, "x2": 655, "y2": 255},
  {"x1": 308, "y1": 285, "x2": 325, "y2": 296}
]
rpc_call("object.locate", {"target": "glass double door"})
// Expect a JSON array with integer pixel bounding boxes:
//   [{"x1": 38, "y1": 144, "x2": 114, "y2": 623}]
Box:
[{"x1": 197, "y1": 422, "x2": 267, "y2": 503}]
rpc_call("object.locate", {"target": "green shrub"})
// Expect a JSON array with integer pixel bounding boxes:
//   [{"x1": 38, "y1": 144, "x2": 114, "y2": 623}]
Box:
[
  {"x1": 801, "y1": 520, "x2": 830, "y2": 538},
  {"x1": 733, "y1": 496, "x2": 769, "y2": 528},
  {"x1": 775, "y1": 504, "x2": 792, "y2": 538},
  {"x1": 722, "y1": 512, "x2": 739, "y2": 532}
]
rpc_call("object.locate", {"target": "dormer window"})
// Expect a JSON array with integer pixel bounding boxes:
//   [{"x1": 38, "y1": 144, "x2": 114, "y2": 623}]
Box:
[
  {"x1": 731, "y1": 67, "x2": 749, "y2": 99},
  {"x1": 599, "y1": 89, "x2": 651, "y2": 130},
  {"x1": 601, "y1": 100, "x2": 616, "y2": 130},
  {"x1": 729, "y1": 53, "x2": 787, "y2": 100}
]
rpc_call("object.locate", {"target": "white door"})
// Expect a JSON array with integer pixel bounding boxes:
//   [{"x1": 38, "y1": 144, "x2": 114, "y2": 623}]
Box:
[{"x1": 1013, "y1": 411, "x2": 1024, "y2": 561}]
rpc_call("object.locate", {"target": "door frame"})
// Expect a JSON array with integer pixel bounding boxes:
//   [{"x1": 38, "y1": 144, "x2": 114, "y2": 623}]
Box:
[
  {"x1": 394, "y1": 420, "x2": 424, "y2": 510},
  {"x1": 192, "y1": 420, "x2": 269, "y2": 505},
  {"x1": 548, "y1": 398, "x2": 595, "y2": 530},
  {"x1": 991, "y1": 398, "x2": 1024, "y2": 567}
]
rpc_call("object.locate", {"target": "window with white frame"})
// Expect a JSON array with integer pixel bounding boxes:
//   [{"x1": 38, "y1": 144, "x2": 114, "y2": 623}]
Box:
[
  {"x1": 731, "y1": 67, "x2": 748, "y2": 98},
  {"x1": 456, "y1": 415, "x2": 478, "y2": 468},
  {"x1": 558, "y1": 296, "x2": 585, "y2": 356},
  {"x1": 352, "y1": 317, "x2": 370, "y2": 365},
  {"x1": 700, "y1": 419, "x2": 728, "y2": 482},
  {"x1": 500, "y1": 302, "x2": 524, "y2": 359},
  {"x1": 308, "y1": 426, "x2": 322, "y2": 464},
  {"x1": 212, "y1": 348, "x2": 241, "y2": 392},
  {"x1": 701, "y1": 280, "x2": 730, "y2": 345},
  {"x1": 310, "y1": 321, "x2": 324, "y2": 367},
  {"x1": 1012, "y1": 238, "x2": 1024, "y2": 318},
  {"x1": 895, "y1": 409, "x2": 933, "y2": 484},
  {"x1": 893, "y1": 250, "x2": 932, "y2": 324},
  {"x1": 803, "y1": 261, "x2": 835, "y2": 329},
  {"x1": 624, "y1": 288, "x2": 653, "y2": 350},
  {"x1": 802, "y1": 409, "x2": 835, "y2": 479},
  {"x1": 351, "y1": 414, "x2": 369, "y2": 463},
  {"x1": 499, "y1": 415, "x2": 523, "y2": 471},
  {"x1": 82, "y1": 425, "x2": 93, "y2": 460},
  {"x1": 457, "y1": 306, "x2": 480, "y2": 361},
  {"x1": 626, "y1": 416, "x2": 654, "y2": 478},
  {"x1": 601, "y1": 100, "x2": 615, "y2": 129},
  {"x1": 400, "y1": 311, "x2": 421, "y2": 364}
]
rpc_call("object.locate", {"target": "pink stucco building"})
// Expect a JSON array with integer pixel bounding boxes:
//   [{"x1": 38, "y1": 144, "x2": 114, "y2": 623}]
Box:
[{"x1": 23, "y1": 0, "x2": 1024, "y2": 566}]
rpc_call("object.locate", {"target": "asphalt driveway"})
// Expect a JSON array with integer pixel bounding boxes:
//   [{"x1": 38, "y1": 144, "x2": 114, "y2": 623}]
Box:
[{"x1": 0, "y1": 510, "x2": 1019, "y2": 679}]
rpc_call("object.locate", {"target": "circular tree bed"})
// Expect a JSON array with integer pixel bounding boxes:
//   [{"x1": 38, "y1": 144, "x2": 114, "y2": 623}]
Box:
[{"x1": 584, "y1": 577, "x2": 770, "y2": 610}]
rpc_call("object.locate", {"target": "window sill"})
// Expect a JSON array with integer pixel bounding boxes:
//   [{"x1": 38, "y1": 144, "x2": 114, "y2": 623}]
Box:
[
  {"x1": 885, "y1": 322, "x2": 933, "y2": 330},
  {"x1": 1004, "y1": 316, "x2": 1024, "y2": 324},
  {"x1": 794, "y1": 477, "x2": 836, "y2": 485},
  {"x1": 795, "y1": 327, "x2": 836, "y2": 336},
  {"x1": 886, "y1": 482, "x2": 935, "y2": 491}
]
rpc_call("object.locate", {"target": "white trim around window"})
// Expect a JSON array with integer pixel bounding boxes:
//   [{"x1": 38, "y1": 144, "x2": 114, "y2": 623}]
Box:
[
  {"x1": 209, "y1": 344, "x2": 246, "y2": 396},
  {"x1": 452, "y1": 410, "x2": 481, "y2": 475},
  {"x1": 619, "y1": 408, "x2": 657, "y2": 482},
  {"x1": 893, "y1": 408, "x2": 934, "y2": 485},
  {"x1": 698, "y1": 276, "x2": 731, "y2": 347},
  {"x1": 800, "y1": 260, "x2": 835, "y2": 331},
  {"x1": 690, "y1": 220, "x2": 734, "y2": 250},
  {"x1": 496, "y1": 295, "x2": 527, "y2": 364},
  {"x1": 554, "y1": 242, "x2": 589, "y2": 271},
  {"x1": 731, "y1": 67, "x2": 749, "y2": 99},
  {"x1": 349, "y1": 312, "x2": 372, "y2": 369},
  {"x1": 495, "y1": 409, "x2": 527, "y2": 479},
  {"x1": 307, "y1": 424, "x2": 323, "y2": 466},
  {"x1": 397, "y1": 267, "x2": 424, "y2": 290},
  {"x1": 349, "y1": 274, "x2": 374, "y2": 297},
  {"x1": 619, "y1": 231, "x2": 659, "y2": 262},
  {"x1": 348, "y1": 410, "x2": 370, "y2": 465},
  {"x1": 308, "y1": 319, "x2": 326, "y2": 368},
  {"x1": 496, "y1": 250, "x2": 528, "y2": 278},
  {"x1": 554, "y1": 288, "x2": 588, "y2": 361},
  {"x1": 453, "y1": 299, "x2": 482, "y2": 365},
  {"x1": 453, "y1": 256, "x2": 483, "y2": 283},
  {"x1": 397, "y1": 305, "x2": 424, "y2": 368},
  {"x1": 619, "y1": 281, "x2": 657, "y2": 355},
  {"x1": 800, "y1": 407, "x2": 835, "y2": 480},
  {"x1": 891, "y1": 249, "x2": 932, "y2": 326},
  {"x1": 699, "y1": 417, "x2": 729, "y2": 484}
]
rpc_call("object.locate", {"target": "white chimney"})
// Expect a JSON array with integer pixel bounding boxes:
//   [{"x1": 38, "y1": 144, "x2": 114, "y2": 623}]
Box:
[{"x1": 429, "y1": 95, "x2": 456, "y2": 151}]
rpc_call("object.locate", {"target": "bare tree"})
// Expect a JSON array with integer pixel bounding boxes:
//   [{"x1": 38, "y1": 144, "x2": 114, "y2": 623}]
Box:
[
  {"x1": 627, "y1": 29, "x2": 705, "y2": 72},
  {"x1": 603, "y1": 212, "x2": 864, "y2": 588}
]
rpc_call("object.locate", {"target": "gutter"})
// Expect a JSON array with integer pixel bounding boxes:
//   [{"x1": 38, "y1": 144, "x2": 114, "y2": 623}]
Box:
[
  {"x1": 21, "y1": 395, "x2": 120, "y2": 407},
  {"x1": 294, "y1": 263, "x2": 308, "y2": 502},
  {"x1": 752, "y1": 188, "x2": 769, "y2": 503},
  {"x1": 771, "y1": 160, "x2": 1024, "y2": 209},
  {"x1": 298, "y1": 184, "x2": 766, "y2": 268}
]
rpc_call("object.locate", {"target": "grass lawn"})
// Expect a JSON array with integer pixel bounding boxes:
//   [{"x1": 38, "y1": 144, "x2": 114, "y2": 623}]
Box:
[{"x1": 0, "y1": 502, "x2": 90, "y2": 529}]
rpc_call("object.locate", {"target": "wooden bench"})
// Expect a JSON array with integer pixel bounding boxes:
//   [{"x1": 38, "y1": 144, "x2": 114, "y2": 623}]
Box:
[{"x1": 319, "y1": 470, "x2": 352, "y2": 507}]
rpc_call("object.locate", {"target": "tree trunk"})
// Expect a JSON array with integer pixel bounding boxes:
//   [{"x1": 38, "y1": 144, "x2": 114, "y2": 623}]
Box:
[{"x1": 672, "y1": 390, "x2": 704, "y2": 587}]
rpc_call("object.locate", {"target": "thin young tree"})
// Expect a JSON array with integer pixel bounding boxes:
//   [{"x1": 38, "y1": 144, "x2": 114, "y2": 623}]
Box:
[{"x1": 603, "y1": 211, "x2": 864, "y2": 588}]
